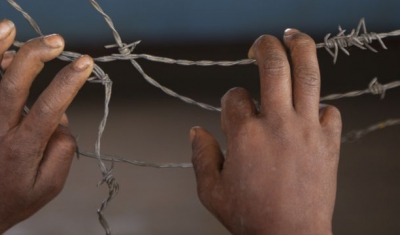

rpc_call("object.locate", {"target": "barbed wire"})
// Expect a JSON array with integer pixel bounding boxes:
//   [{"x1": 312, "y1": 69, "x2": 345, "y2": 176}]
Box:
[
  {"x1": 316, "y1": 18, "x2": 400, "y2": 64},
  {"x1": 4, "y1": 0, "x2": 400, "y2": 234},
  {"x1": 341, "y1": 118, "x2": 400, "y2": 143},
  {"x1": 320, "y1": 77, "x2": 400, "y2": 101}
]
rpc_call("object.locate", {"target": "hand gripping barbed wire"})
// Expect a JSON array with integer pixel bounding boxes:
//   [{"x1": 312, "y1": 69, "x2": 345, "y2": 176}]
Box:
[{"x1": 5, "y1": 0, "x2": 400, "y2": 234}]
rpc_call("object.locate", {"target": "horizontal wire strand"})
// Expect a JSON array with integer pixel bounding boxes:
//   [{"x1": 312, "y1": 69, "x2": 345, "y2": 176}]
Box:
[{"x1": 5, "y1": 0, "x2": 400, "y2": 234}]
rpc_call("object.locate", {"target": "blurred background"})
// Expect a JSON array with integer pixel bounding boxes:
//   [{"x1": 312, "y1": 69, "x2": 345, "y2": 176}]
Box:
[{"x1": 1, "y1": 0, "x2": 400, "y2": 234}]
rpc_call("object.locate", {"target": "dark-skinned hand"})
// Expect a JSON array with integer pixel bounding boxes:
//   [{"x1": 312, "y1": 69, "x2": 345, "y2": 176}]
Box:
[
  {"x1": 0, "y1": 19, "x2": 93, "y2": 233},
  {"x1": 190, "y1": 29, "x2": 342, "y2": 235}
]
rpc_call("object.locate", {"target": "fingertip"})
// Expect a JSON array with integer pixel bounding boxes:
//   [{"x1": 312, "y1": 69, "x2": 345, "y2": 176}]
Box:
[
  {"x1": 248, "y1": 35, "x2": 270, "y2": 65},
  {"x1": 0, "y1": 19, "x2": 15, "y2": 40},
  {"x1": 73, "y1": 55, "x2": 93, "y2": 72},
  {"x1": 248, "y1": 35, "x2": 285, "y2": 66},
  {"x1": 284, "y1": 28, "x2": 301, "y2": 38},
  {"x1": 190, "y1": 126, "x2": 200, "y2": 143},
  {"x1": 43, "y1": 34, "x2": 64, "y2": 49},
  {"x1": 1, "y1": 50, "x2": 16, "y2": 70},
  {"x1": 283, "y1": 30, "x2": 316, "y2": 51},
  {"x1": 320, "y1": 105, "x2": 342, "y2": 133},
  {"x1": 221, "y1": 87, "x2": 256, "y2": 130}
]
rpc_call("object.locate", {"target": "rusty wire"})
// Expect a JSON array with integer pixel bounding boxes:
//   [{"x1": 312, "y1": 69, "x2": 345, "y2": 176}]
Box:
[{"x1": 4, "y1": 0, "x2": 400, "y2": 234}]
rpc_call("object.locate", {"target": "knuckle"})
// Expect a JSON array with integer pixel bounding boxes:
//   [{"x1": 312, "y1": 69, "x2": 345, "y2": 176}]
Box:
[
  {"x1": 19, "y1": 38, "x2": 41, "y2": 58},
  {"x1": 57, "y1": 69, "x2": 81, "y2": 88},
  {"x1": 37, "y1": 98, "x2": 59, "y2": 116},
  {"x1": 295, "y1": 65, "x2": 320, "y2": 88},
  {"x1": 46, "y1": 179, "x2": 64, "y2": 197},
  {"x1": 0, "y1": 78, "x2": 21, "y2": 99},
  {"x1": 56, "y1": 73, "x2": 73, "y2": 88},
  {"x1": 260, "y1": 53, "x2": 288, "y2": 77}
]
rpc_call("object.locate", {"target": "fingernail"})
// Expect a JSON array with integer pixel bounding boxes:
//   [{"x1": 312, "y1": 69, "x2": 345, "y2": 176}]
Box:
[
  {"x1": 190, "y1": 127, "x2": 198, "y2": 143},
  {"x1": 0, "y1": 19, "x2": 15, "y2": 40},
  {"x1": 248, "y1": 46, "x2": 255, "y2": 59},
  {"x1": 43, "y1": 34, "x2": 63, "y2": 48},
  {"x1": 247, "y1": 46, "x2": 258, "y2": 65},
  {"x1": 4, "y1": 50, "x2": 16, "y2": 58},
  {"x1": 284, "y1": 28, "x2": 300, "y2": 37},
  {"x1": 73, "y1": 55, "x2": 92, "y2": 71}
]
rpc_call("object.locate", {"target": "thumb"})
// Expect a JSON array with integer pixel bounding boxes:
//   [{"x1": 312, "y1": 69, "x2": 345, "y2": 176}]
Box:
[{"x1": 190, "y1": 127, "x2": 224, "y2": 200}]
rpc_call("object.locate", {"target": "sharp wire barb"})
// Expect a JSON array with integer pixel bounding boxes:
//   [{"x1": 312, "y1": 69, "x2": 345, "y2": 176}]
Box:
[
  {"x1": 5, "y1": 0, "x2": 400, "y2": 234},
  {"x1": 316, "y1": 18, "x2": 400, "y2": 63}
]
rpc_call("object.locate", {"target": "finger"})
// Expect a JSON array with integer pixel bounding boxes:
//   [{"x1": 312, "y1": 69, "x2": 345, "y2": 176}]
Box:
[
  {"x1": 319, "y1": 104, "x2": 342, "y2": 137},
  {"x1": 20, "y1": 55, "x2": 93, "y2": 150},
  {"x1": 0, "y1": 34, "x2": 65, "y2": 133},
  {"x1": 284, "y1": 29, "x2": 320, "y2": 119},
  {"x1": 1, "y1": 50, "x2": 16, "y2": 71},
  {"x1": 0, "y1": 19, "x2": 16, "y2": 63},
  {"x1": 221, "y1": 87, "x2": 256, "y2": 134},
  {"x1": 248, "y1": 35, "x2": 292, "y2": 115},
  {"x1": 33, "y1": 125, "x2": 76, "y2": 197},
  {"x1": 190, "y1": 127, "x2": 224, "y2": 205}
]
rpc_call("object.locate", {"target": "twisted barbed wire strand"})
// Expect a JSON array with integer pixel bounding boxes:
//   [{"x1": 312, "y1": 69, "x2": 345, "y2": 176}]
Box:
[
  {"x1": 8, "y1": 0, "x2": 400, "y2": 113},
  {"x1": 316, "y1": 18, "x2": 400, "y2": 64},
  {"x1": 6, "y1": 1, "x2": 117, "y2": 234},
  {"x1": 77, "y1": 77, "x2": 400, "y2": 168},
  {"x1": 77, "y1": 117, "x2": 400, "y2": 168},
  {"x1": 321, "y1": 77, "x2": 400, "y2": 101},
  {"x1": 5, "y1": 0, "x2": 400, "y2": 233},
  {"x1": 341, "y1": 118, "x2": 400, "y2": 143}
]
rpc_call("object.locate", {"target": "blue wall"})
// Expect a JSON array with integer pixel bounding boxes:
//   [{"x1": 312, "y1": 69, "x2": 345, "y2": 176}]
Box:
[{"x1": 1, "y1": 0, "x2": 400, "y2": 46}]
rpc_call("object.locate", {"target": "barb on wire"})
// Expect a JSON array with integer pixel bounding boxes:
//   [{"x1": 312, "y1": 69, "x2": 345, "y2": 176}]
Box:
[
  {"x1": 316, "y1": 18, "x2": 400, "y2": 64},
  {"x1": 321, "y1": 77, "x2": 400, "y2": 101}
]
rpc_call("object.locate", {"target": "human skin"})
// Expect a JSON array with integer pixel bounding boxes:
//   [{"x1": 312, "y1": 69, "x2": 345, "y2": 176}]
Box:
[
  {"x1": 0, "y1": 19, "x2": 94, "y2": 233},
  {"x1": 190, "y1": 29, "x2": 342, "y2": 235},
  {"x1": 0, "y1": 17, "x2": 341, "y2": 234}
]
